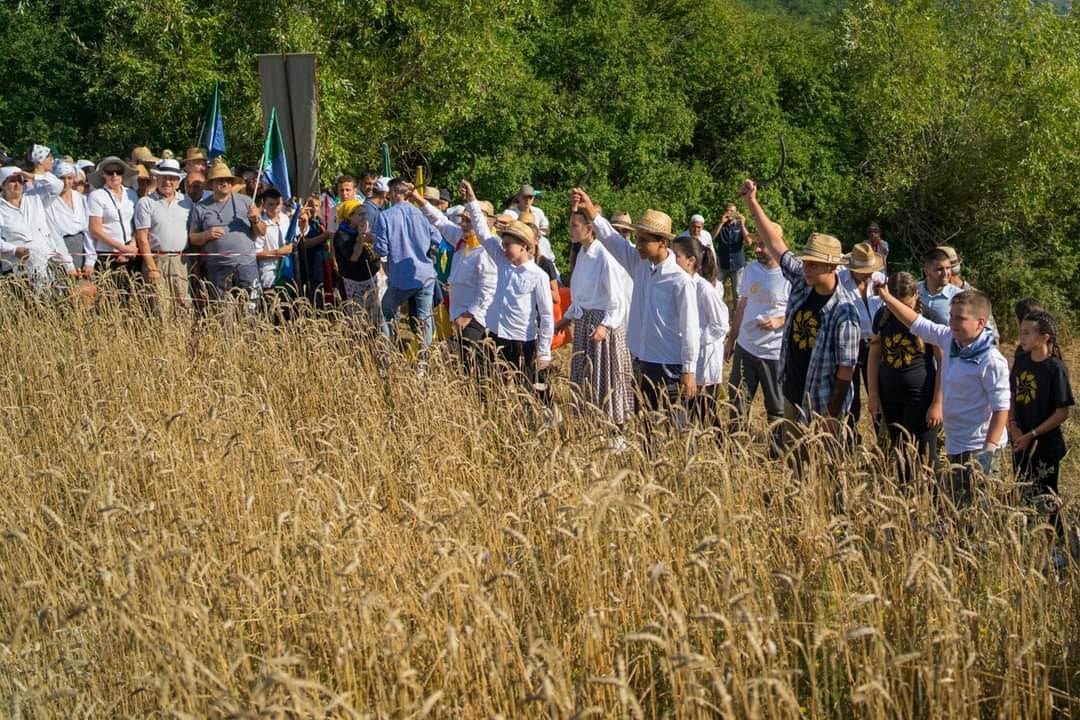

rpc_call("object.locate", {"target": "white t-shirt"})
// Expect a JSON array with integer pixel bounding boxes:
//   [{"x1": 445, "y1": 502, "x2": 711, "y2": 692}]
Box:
[
  {"x1": 254, "y1": 211, "x2": 291, "y2": 288},
  {"x1": 87, "y1": 187, "x2": 138, "y2": 252},
  {"x1": 736, "y1": 261, "x2": 790, "y2": 360},
  {"x1": 910, "y1": 316, "x2": 1011, "y2": 455}
]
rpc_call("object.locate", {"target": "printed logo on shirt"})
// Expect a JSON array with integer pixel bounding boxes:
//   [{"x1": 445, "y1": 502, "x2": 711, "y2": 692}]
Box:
[
  {"x1": 791, "y1": 309, "x2": 819, "y2": 350},
  {"x1": 882, "y1": 333, "x2": 918, "y2": 369},
  {"x1": 749, "y1": 282, "x2": 761, "y2": 296},
  {"x1": 1015, "y1": 370, "x2": 1037, "y2": 406}
]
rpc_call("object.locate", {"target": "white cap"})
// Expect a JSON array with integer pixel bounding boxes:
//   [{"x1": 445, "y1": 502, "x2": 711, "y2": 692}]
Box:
[
  {"x1": 151, "y1": 158, "x2": 184, "y2": 179},
  {"x1": 0, "y1": 166, "x2": 30, "y2": 186},
  {"x1": 54, "y1": 161, "x2": 77, "y2": 178},
  {"x1": 374, "y1": 176, "x2": 391, "y2": 194},
  {"x1": 76, "y1": 159, "x2": 96, "y2": 172},
  {"x1": 690, "y1": 214, "x2": 705, "y2": 225}
]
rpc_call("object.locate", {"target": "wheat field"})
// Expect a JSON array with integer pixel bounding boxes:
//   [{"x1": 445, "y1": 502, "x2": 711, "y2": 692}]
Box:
[{"x1": 0, "y1": 286, "x2": 1078, "y2": 719}]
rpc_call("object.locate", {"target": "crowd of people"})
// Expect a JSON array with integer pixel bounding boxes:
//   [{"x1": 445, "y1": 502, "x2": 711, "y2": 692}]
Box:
[{"x1": 0, "y1": 143, "x2": 1073, "y2": 545}]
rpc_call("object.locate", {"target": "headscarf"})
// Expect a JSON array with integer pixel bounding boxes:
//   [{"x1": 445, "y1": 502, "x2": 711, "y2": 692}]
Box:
[{"x1": 337, "y1": 198, "x2": 363, "y2": 224}]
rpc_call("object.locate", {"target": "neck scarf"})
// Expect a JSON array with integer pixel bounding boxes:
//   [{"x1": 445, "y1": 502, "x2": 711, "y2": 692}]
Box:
[{"x1": 950, "y1": 327, "x2": 994, "y2": 364}]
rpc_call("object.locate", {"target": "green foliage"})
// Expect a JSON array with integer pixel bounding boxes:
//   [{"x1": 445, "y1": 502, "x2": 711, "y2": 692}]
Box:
[{"x1": 1, "y1": 0, "x2": 1079, "y2": 319}]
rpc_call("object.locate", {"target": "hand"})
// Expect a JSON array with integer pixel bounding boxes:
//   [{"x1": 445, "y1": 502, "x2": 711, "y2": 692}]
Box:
[
  {"x1": 570, "y1": 188, "x2": 597, "y2": 219},
  {"x1": 145, "y1": 268, "x2": 161, "y2": 282},
  {"x1": 757, "y1": 315, "x2": 784, "y2": 330},
  {"x1": 537, "y1": 357, "x2": 551, "y2": 371},
  {"x1": 122, "y1": 242, "x2": 139, "y2": 258},
  {"x1": 926, "y1": 400, "x2": 943, "y2": 428},
  {"x1": 867, "y1": 394, "x2": 881, "y2": 417},
  {"x1": 459, "y1": 180, "x2": 476, "y2": 203},
  {"x1": 680, "y1": 372, "x2": 697, "y2": 399},
  {"x1": 1012, "y1": 432, "x2": 1034, "y2": 453},
  {"x1": 453, "y1": 313, "x2": 473, "y2": 332},
  {"x1": 873, "y1": 280, "x2": 890, "y2": 299},
  {"x1": 208, "y1": 226, "x2": 226, "y2": 241},
  {"x1": 277, "y1": 244, "x2": 293, "y2": 256},
  {"x1": 739, "y1": 179, "x2": 757, "y2": 202},
  {"x1": 590, "y1": 324, "x2": 609, "y2": 343},
  {"x1": 81, "y1": 266, "x2": 94, "y2": 279},
  {"x1": 248, "y1": 206, "x2": 261, "y2": 222},
  {"x1": 408, "y1": 188, "x2": 425, "y2": 205},
  {"x1": 13, "y1": 246, "x2": 29, "y2": 258},
  {"x1": 554, "y1": 316, "x2": 571, "y2": 334}
]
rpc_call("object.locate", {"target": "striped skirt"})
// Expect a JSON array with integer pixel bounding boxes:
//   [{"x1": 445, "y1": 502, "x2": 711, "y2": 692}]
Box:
[{"x1": 569, "y1": 309, "x2": 634, "y2": 425}]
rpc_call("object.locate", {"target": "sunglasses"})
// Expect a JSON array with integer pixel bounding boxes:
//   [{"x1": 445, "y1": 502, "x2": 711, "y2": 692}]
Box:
[{"x1": 104, "y1": 168, "x2": 125, "y2": 176}]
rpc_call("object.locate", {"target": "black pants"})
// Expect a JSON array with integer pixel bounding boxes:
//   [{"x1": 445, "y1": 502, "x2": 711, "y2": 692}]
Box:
[
  {"x1": 1014, "y1": 449, "x2": 1064, "y2": 537},
  {"x1": 636, "y1": 360, "x2": 683, "y2": 413},
  {"x1": 727, "y1": 344, "x2": 784, "y2": 451},
  {"x1": 493, "y1": 336, "x2": 549, "y2": 403},
  {"x1": 881, "y1": 396, "x2": 939, "y2": 481},
  {"x1": 95, "y1": 254, "x2": 142, "y2": 302},
  {"x1": 452, "y1": 319, "x2": 490, "y2": 377},
  {"x1": 848, "y1": 340, "x2": 871, "y2": 429}
]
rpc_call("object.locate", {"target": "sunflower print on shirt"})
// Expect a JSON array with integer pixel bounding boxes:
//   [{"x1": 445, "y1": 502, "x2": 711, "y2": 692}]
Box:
[
  {"x1": 1015, "y1": 370, "x2": 1037, "y2": 406},
  {"x1": 882, "y1": 333, "x2": 918, "y2": 369},
  {"x1": 791, "y1": 309, "x2": 820, "y2": 351}
]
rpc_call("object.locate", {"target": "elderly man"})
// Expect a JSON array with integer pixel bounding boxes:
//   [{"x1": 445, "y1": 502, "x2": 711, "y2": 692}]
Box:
[
  {"x1": 679, "y1": 213, "x2": 714, "y2": 251},
  {"x1": 373, "y1": 178, "x2": 441, "y2": 350},
  {"x1": 134, "y1": 158, "x2": 193, "y2": 312},
  {"x1": 188, "y1": 160, "x2": 266, "y2": 308},
  {"x1": 505, "y1": 184, "x2": 556, "y2": 269},
  {"x1": 0, "y1": 165, "x2": 75, "y2": 286}
]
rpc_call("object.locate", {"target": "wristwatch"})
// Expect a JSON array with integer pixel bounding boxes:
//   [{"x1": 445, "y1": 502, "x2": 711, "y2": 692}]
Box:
[{"x1": 1031, "y1": 428, "x2": 1039, "y2": 438}]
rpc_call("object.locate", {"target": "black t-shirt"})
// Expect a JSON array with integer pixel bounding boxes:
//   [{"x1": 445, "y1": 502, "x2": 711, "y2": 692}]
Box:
[
  {"x1": 537, "y1": 255, "x2": 558, "y2": 283},
  {"x1": 333, "y1": 227, "x2": 379, "y2": 282},
  {"x1": 1010, "y1": 353, "x2": 1075, "y2": 462},
  {"x1": 873, "y1": 307, "x2": 935, "y2": 403},
  {"x1": 783, "y1": 287, "x2": 832, "y2": 406}
]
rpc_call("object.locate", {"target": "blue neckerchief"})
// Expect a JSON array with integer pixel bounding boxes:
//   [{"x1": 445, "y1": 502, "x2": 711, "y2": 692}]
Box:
[
  {"x1": 339, "y1": 222, "x2": 358, "y2": 238},
  {"x1": 950, "y1": 328, "x2": 994, "y2": 364}
]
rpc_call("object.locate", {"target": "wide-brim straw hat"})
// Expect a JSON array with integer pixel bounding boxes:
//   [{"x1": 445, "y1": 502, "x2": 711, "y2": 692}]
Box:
[
  {"x1": 847, "y1": 242, "x2": 884, "y2": 273},
  {"x1": 795, "y1": 232, "x2": 848, "y2": 266},
  {"x1": 423, "y1": 186, "x2": 441, "y2": 202},
  {"x1": 477, "y1": 200, "x2": 495, "y2": 219},
  {"x1": 184, "y1": 147, "x2": 209, "y2": 163},
  {"x1": 131, "y1": 146, "x2": 160, "y2": 165},
  {"x1": 205, "y1": 160, "x2": 241, "y2": 184},
  {"x1": 632, "y1": 209, "x2": 675, "y2": 241},
  {"x1": 89, "y1": 156, "x2": 139, "y2": 189},
  {"x1": 498, "y1": 219, "x2": 537, "y2": 248},
  {"x1": 610, "y1": 211, "x2": 633, "y2": 231}
]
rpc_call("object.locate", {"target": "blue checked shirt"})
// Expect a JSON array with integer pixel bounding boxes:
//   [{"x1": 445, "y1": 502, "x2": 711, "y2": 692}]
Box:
[{"x1": 779, "y1": 252, "x2": 862, "y2": 420}]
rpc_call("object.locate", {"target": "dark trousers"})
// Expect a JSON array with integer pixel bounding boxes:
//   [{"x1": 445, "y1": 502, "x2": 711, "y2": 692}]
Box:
[
  {"x1": 493, "y1": 336, "x2": 549, "y2": 403},
  {"x1": 635, "y1": 360, "x2": 683, "y2": 414},
  {"x1": 881, "y1": 396, "x2": 939, "y2": 481},
  {"x1": 452, "y1": 319, "x2": 490, "y2": 377},
  {"x1": 95, "y1": 254, "x2": 142, "y2": 302},
  {"x1": 727, "y1": 344, "x2": 784, "y2": 450},
  {"x1": 1014, "y1": 450, "x2": 1064, "y2": 537},
  {"x1": 847, "y1": 340, "x2": 871, "y2": 429}
]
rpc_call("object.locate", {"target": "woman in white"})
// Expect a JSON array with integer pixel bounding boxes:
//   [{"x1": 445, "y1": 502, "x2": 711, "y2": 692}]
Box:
[
  {"x1": 556, "y1": 208, "x2": 634, "y2": 425},
  {"x1": 460, "y1": 180, "x2": 553, "y2": 391},
  {"x1": 87, "y1": 157, "x2": 140, "y2": 283},
  {"x1": 0, "y1": 165, "x2": 74, "y2": 287},
  {"x1": 46, "y1": 161, "x2": 95, "y2": 276},
  {"x1": 671, "y1": 235, "x2": 730, "y2": 425}
]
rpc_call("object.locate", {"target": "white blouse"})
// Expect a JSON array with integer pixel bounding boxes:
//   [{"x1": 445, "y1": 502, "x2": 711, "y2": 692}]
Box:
[
  {"x1": 565, "y1": 238, "x2": 632, "y2": 329},
  {"x1": 694, "y1": 275, "x2": 730, "y2": 386}
]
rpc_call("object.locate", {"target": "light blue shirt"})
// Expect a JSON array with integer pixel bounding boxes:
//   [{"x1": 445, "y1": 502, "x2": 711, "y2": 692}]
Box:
[
  {"x1": 373, "y1": 202, "x2": 439, "y2": 291},
  {"x1": 918, "y1": 280, "x2": 960, "y2": 325}
]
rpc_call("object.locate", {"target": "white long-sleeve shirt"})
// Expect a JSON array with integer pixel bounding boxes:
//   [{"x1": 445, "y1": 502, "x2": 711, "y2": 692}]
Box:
[
  {"x1": 564, "y1": 238, "x2": 632, "y2": 329},
  {"x1": 694, "y1": 275, "x2": 730, "y2": 386},
  {"x1": 467, "y1": 200, "x2": 554, "y2": 360},
  {"x1": 46, "y1": 191, "x2": 95, "y2": 267},
  {"x1": 254, "y1": 211, "x2": 291, "y2": 288},
  {"x1": 0, "y1": 173, "x2": 74, "y2": 278},
  {"x1": 420, "y1": 200, "x2": 497, "y2": 323},
  {"x1": 593, "y1": 214, "x2": 699, "y2": 372}
]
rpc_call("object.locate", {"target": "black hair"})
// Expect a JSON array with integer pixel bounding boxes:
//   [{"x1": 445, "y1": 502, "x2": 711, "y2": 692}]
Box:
[
  {"x1": 1014, "y1": 297, "x2": 1044, "y2": 324},
  {"x1": 1022, "y1": 310, "x2": 1063, "y2": 361},
  {"x1": 671, "y1": 236, "x2": 704, "y2": 275},
  {"x1": 388, "y1": 177, "x2": 410, "y2": 194},
  {"x1": 257, "y1": 188, "x2": 283, "y2": 203},
  {"x1": 699, "y1": 246, "x2": 719, "y2": 284},
  {"x1": 923, "y1": 247, "x2": 950, "y2": 264},
  {"x1": 360, "y1": 170, "x2": 378, "y2": 181}
]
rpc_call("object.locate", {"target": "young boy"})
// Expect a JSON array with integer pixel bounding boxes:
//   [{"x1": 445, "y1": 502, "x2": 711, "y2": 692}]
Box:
[{"x1": 876, "y1": 285, "x2": 1010, "y2": 506}]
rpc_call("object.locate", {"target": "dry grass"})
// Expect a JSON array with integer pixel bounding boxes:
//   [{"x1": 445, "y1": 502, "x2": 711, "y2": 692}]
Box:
[{"x1": 1, "y1": 286, "x2": 1078, "y2": 719}]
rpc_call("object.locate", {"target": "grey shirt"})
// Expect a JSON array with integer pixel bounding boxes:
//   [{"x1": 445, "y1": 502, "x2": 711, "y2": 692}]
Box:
[
  {"x1": 190, "y1": 192, "x2": 256, "y2": 266},
  {"x1": 134, "y1": 191, "x2": 193, "y2": 253}
]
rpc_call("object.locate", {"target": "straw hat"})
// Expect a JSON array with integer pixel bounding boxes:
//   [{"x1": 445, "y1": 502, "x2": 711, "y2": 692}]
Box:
[
  {"x1": 795, "y1": 233, "x2": 848, "y2": 266},
  {"x1": 205, "y1": 160, "x2": 241, "y2": 184},
  {"x1": 131, "y1": 146, "x2": 159, "y2": 165},
  {"x1": 89, "y1": 156, "x2": 138, "y2": 189},
  {"x1": 135, "y1": 164, "x2": 151, "y2": 181},
  {"x1": 610, "y1": 211, "x2": 633, "y2": 231},
  {"x1": 499, "y1": 219, "x2": 536, "y2": 248},
  {"x1": 184, "y1": 147, "x2": 208, "y2": 163},
  {"x1": 423, "y1": 186, "x2": 440, "y2": 202},
  {"x1": 477, "y1": 200, "x2": 495, "y2": 219},
  {"x1": 632, "y1": 209, "x2": 675, "y2": 241},
  {"x1": 847, "y1": 242, "x2": 883, "y2": 273},
  {"x1": 937, "y1": 245, "x2": 962, "y2": 271}
]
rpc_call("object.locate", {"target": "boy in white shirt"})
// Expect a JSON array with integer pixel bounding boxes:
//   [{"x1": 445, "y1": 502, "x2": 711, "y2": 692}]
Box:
[
  {"x1": 253, "y1": 189, "x2": 294, "y2": 290},
  {"x1": 875, "y1": 285, "x2": 1010, "y2": 506}
]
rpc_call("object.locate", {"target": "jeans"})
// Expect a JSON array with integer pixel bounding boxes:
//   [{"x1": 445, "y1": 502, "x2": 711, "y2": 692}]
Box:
[
  {"x1": 381, "y1": 280, "x2": 434, "y2": 348},
  {"x1": 204, "y1": 259, "x2": 261, "y2": 313},
  {"x1": 718, "y1": 265, "x2": 745, "y2": 300},
  {"x1": 946, "y1": 450, "x2": 996, "y2": 507}
]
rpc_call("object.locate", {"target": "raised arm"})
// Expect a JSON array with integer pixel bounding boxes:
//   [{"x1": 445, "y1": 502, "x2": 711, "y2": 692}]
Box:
[
  {"x1": 460, "y1": 180, "x2": 503, "y2": 260},
  {"x1": 27, "y1": 172, "x2": 62, "y2": 205},
  {"x1": 412, "y1": 191, "x2": 464, "y2": 246},
  {"x1": 739, "y1": 180, "x2": 786, "y2": 264},
  {"x1": 571, "y1": 188, "x2": 639, "y2": 274}
]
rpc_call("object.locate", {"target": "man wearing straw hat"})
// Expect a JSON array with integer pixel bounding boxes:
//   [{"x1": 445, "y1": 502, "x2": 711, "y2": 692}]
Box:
[
  {"x1": 572, "y1": 187, "x2": 700, "y2": 415},
  {"x1": 838, "y1": 242, "x2": 887, "y2": 432},
  {"x1": 739, "y1": 179, "x2": 861, "y2": 438},
  {"x1": 134, "y1": 158, "x2": 193, "y2": 312},
  {"x1": 188, "y1": 160, "x2": 266, "y2": 309}
]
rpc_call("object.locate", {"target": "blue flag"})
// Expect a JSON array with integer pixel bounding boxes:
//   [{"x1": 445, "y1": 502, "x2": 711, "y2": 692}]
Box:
[
  {"x1": 202, "y1": 81, "x2": 226, "y2": 159},
  {"x1": 274, "y1": 200, "x2": 301, "y2": 286},
  {"x1": 261, "y1": 107, "x2": 291, "y2": 201}
]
